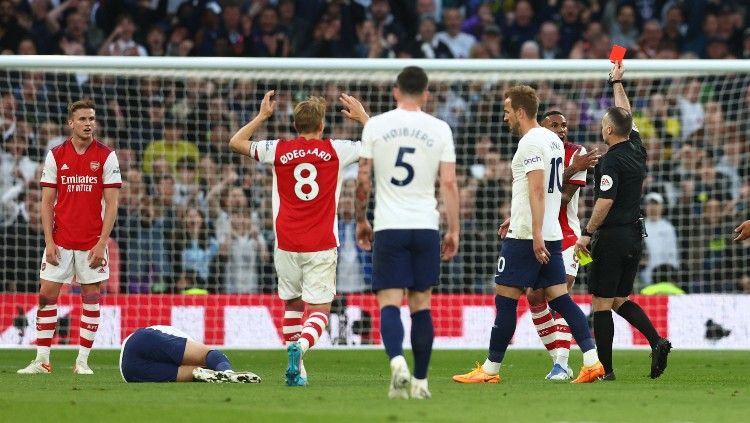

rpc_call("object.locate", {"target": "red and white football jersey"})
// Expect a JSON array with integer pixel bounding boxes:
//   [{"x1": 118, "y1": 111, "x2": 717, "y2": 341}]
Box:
[
  {"x1": 40, "y1": 139, "x2": 122, "y2": 251},
  {"x1": 250, "y1": 137, "x2": 360, "y2": 252},
  {"x1": 559, "y1": 141, "x2": 587, "y2": 250}
]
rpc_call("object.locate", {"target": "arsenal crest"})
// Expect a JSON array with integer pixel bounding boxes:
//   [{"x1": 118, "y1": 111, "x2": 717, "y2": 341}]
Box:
[{"x1": 90, "y1": 161, "x2": 101, "y2": 171}]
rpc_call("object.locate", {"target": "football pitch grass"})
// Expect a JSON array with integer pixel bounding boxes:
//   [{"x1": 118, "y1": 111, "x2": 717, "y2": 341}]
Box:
[{"x1": 0, "y1": 349, "x2": 747, "y2": 423}]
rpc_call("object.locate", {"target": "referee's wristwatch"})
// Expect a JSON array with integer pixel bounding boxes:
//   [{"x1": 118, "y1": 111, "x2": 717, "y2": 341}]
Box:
[{"x1": 582, "y1": 228, "x2": 595, "y2": 238}]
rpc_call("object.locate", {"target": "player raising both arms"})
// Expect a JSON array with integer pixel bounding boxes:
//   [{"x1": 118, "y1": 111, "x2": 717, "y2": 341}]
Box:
[
  {"x1": 120, "y1": 325, "x2": 260, "y2": 383},
  {"x1": 356, "y1": 66, "x2": 460, "y2": 399},
  {"x1": 229, "y1": 90, "x2": 369, "y2": 386},
  {"x1": 453, "y1": 85, "x2": 604, "y2": 384},
  {"x1": 520, "y1": 110, "x2": 599, "y2": 380},
  {"x1": 18, "y1": 99, "x2": 121, "y2": 375}
]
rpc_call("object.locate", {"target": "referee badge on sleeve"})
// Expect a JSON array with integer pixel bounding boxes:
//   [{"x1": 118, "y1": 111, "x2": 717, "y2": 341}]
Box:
[{"x1": 600, "y1": 175, "x2": 613, "y2": 191}]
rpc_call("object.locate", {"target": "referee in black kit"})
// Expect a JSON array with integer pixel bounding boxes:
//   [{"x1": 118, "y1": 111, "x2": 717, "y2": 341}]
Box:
[{"x1": 575, "y1": 62, "x2": 671, "y2": 381}]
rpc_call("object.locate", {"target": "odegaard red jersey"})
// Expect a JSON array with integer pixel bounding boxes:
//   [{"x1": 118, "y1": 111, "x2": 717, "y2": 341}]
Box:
[
  {"x1": 40, "y1": 139, "x2": 122, "y2": 250},
  {"x1": 559, "y1": 141, "x2": 587, "y2": 250},
  {"x1": 250, "y1": 137, "x2": 361, "y2": 252}
]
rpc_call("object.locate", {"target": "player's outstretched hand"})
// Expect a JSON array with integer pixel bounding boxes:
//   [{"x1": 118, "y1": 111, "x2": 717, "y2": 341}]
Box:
[
  {"x1": 441, "y1": 231, "x2": 459, "y2": 261},
  {"x1": 734, "y1": 220, "x2": 750, "y2": 241},
  {"x1": 45, "y1": 243, "x2": 60, "y2": 266},
  {"x1": 259, "y1": 90, "x2": 277, "y2": 119},
  {"x1": 497, "y1": 217, "x2": 510, "y2": 239},
  {"x1": 610, "y1": 61, "x2": 624, "y2": 81},
  {"x1": 570, "y1": 148, "x2": 600, "y2": 172},
  {"x1": 356, "y1": 221, "x2": 374, "y2": 251},
  {"x1": 340, "y1": 93, "x2": 369, "y2": 124},
  {"x1": 533, "y1": 235, "x2": 550, "y2": 264},
  {"x1": 88, "y1": 242, "x2": 106, "y2": 269}
]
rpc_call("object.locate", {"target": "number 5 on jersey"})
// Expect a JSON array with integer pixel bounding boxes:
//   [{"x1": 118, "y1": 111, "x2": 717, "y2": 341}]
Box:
[{"x1": 391, "y1": 147, "x2": 416, "y2": 186}]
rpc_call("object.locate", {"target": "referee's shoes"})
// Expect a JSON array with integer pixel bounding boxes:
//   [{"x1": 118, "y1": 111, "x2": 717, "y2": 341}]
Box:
[{"x1": 650, "y1": 338, "x2": 672, "y2": 379}]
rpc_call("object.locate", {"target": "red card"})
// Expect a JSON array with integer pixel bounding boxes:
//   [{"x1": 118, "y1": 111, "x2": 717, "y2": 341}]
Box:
[{"x1": 609, "y1": 45, "x2": 626, "y2": 63}]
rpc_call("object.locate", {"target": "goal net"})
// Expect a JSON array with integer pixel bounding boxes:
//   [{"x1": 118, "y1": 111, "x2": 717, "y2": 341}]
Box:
[{"x1": 0, "y1": 57, "x2": 748, "y2": 349}]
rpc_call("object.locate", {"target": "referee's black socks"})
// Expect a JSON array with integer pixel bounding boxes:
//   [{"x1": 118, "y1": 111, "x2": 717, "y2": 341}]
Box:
[
  {"x1": 593, "y1": 311, "x2": 614, "y2": 374},
  {"x1": 615, "y1": 300, "x2": 660, "y2": 349}
]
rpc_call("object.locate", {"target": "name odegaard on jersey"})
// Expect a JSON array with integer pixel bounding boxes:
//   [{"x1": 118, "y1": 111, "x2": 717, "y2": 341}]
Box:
[{"x1": 279, "y1": 148, "x2": 332, "y2": 164}]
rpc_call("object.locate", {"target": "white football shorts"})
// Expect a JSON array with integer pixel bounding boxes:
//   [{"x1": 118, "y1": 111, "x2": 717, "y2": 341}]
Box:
[
  {"x1": 40, "y1": 246, "x2": 110, "y2": 284},
  {"x1": 562, "y1": 244, "x2": 579, "y2": 278},
  {"x1": 275, "y1": 247, "x2": 337, "y2": 304}
]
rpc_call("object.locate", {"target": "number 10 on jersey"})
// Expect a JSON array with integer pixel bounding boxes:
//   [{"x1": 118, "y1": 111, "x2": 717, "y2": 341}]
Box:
[{"x1": 548, "y1": 157, "x2": 563, "y2": 193}]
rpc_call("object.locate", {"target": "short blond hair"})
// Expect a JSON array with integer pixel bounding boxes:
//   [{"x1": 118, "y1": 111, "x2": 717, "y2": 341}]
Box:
[{"x1": 294, "y1": 96, "x2": 326, "y2": 134}]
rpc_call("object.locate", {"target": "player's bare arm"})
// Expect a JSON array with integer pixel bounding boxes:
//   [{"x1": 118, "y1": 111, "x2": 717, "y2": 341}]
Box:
[
  {"x1": 497, "y1": 217, "x2": 510, "y2": 239},
  {"x1": 527, "y1": 169, "x2": 550, "y2": 264},
  {"x1": 610, "y1": 62, "x2": 630, "y2": 112},
  {"x1": 339, "y1": 93, "x2": 369, "y2": 125},
  {"x1": 41, "y1": 186, "x2": 59, "y2": 266},
  {"x1": 561, "y1": 183, "x2": 580, "y2": 206},
  {"x1": 355, "y1": 158, "x2": 373, "y2": 251},
  {"x1": 439, "y1": 161, "x2": 460, "y2": 261},
  {"x1": 574, "y1": 198, "x2": 614, "y2": 256},
  {"x1": 228, "y1": 90, "x2": 277, "y2": 156},
  {"x1": 88, "y1": 187, "x2": 119, "y2": 269},
  {"x1": 734, "y1": 220, "x2": 750, "y2": 241}
]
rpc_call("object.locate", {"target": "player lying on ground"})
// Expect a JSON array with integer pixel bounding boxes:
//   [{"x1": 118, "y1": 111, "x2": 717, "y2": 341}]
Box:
[
  {"x1": 229, "y1": 90, "x2": 369, "y2": 386},
  {"x1": 119, "y1": 325, "x2": 260, "y2": 383},
  {"x1": 18, "y1": 99, "x2": 121, "y2": 375},
  {"x1": 453, "y1": 85, "x2": 603, "y2": 384}
]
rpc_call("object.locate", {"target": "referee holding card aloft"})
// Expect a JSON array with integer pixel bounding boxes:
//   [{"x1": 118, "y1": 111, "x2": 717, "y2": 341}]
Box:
[{"x1": 575, "y1": 62, "x2": 671, "y2": 381}]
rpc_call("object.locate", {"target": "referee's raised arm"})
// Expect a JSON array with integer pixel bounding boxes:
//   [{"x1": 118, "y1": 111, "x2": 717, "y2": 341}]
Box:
[{"x1": 575, "y1": 61, "x2": 672, "y2": 381}]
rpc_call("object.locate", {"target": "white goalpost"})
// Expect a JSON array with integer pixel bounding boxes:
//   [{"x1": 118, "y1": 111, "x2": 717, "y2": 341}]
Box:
[{"x1": 0, "y1": 56, "x2": 748, "y2": 350}]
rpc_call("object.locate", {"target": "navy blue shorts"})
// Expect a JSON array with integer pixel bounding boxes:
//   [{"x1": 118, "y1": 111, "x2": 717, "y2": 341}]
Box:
[
  {"x1": 120, "y1": 328, "x2": 187, "y2": 383},
  {"x1": 372, "y1": 229, "x2": 440, "y2": 292},
  {"x1": 494, "y1": 239, "x2": 565, "y2": 289}
]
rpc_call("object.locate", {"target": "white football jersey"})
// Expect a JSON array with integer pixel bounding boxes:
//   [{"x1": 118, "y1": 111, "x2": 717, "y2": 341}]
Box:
[
  {"x1": 507, "y1": 127, "x2": 564, "y2": 241},
  {"x1": 361, "y1": 108, "x2": 456, "y2": 231}
]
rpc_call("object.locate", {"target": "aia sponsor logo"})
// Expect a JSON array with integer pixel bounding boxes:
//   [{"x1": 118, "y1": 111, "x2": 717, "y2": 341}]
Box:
[
  {"x1": 523, "y1": 156, "x2": 542, "y2": 166},
  {"x1": 90, "y1": 161, "x2": 101, "y2": 171}
]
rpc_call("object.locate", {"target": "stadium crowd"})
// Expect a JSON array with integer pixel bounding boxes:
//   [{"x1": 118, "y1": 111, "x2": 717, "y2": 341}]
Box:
[
  {"x1": 0, "y1": 0, "x2": 748, "y2": 59},
  {"x1": 0, "y1": 0, "x2": 748, "y2": 296}
]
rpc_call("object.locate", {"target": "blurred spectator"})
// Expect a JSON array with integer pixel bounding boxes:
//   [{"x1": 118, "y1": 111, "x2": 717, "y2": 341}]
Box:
[
  {"x1": 538, "y1": 21, "x2": 563, "y2": 59},
  {"x1": 556, "y1": 0, "x2": 584, "y2": 57},
  {"x1": 461, "y1": 2, "x2": 497, "y2": 38},
  {"x1": 406, "y1": 16, "x2": 453, "y2": 59},
  {"x1": 1, "y1": 184, "x2": 43, "y2": 292},
  {"x1": 688, "y1": 198, "x2": 738, "y2": 292},
  {"x1": 0, "y1": 135, "x2": 37, "y2": 227},
  {"x1": 635, "y1": 19, "x2": 663, "y2": 58},
  {"x1": 661, "y1": 4, "x2": 686, "y2": 49},
  {"x1": 220, "y1": 211, "x2": 268, "y2": 294},
  {"x1": 98, "y1": 14, "x2": 147, "y2": 56},
  {"x1": 675, "y1": 77, "x2": 704, "y2": 142},
  {"x1": 0, "y1": 0, "x2": 28, "y2": 54},
  {"x1": 436, "y1": 7, "x2": 476, "y2": 58},
  {"x1": 177, "y1": 208, "x2": 219, "y2": 291},
  {"x1": 742, "y1": 29, "x2": 750, "y2": 59},
  {"x1": 504, "y1": 0, "x2": 538, "y2": 58},
  {"x1": 142, "y1": 117, "x2": 200, "y2": 175},
  {"x1": 682, "y1": 13, "x2": 718, "y2": 57},
  {"x1": 519, "y1": 40, "x2": 541, "y2": 59},
  {"x1": 642, "y1": 192, "x2": 680, "y2": 284},
  {"x1": 1, "y1": 89, "x2": 17, "y2": 142},
  {"x1": 145, "y1": 26, "x2": 167, "y2": 57},
  {"x1": 633, "y1": 92, "x2": 681, "y2": 143},
  {"x1": 336, "y1": 179, "x2": 371, "y2": 294},
  {"x1": 609, "y1": 2, "x2": 640, "y2": 49},
  {"x1": 251, "y1": 6, "x2": 290, "y2": 57},
  {"x1": 38, "y1": 120, "x2": 67, "y2": 154},
  {"x1": 569, "y1": 21, "x2": 611, "y2": 59},
  {"x1": 478, "y1": 24, "x2": 504, "y2": 58},
  {"x1": 416, "y1": 0, "x2": 439, "y2": 23},
  {"x1": 173, "y1": 157, "x2": 204, "y2": 208}
]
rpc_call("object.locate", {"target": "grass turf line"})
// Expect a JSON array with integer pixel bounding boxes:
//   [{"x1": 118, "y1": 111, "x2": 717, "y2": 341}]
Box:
[{"x1": 0, "y1": 349, "x2": 747, "y2": 423}]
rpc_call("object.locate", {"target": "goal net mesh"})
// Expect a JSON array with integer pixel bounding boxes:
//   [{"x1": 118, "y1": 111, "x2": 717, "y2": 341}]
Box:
[{"x1": 1, "y1": 61, "x2": 748, "y2": 349}]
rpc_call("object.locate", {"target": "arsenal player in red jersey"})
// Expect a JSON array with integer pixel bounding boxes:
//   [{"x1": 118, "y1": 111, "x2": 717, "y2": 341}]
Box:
[
  {"x1": 229, "y1": 90, "x2": 369, "y2": 386},
  {"x1": 18, "y1": 99, "x2": 121, "y2": 375}
]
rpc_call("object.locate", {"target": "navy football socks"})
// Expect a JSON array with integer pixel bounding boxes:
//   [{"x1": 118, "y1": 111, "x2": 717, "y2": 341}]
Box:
[
  {"x1": 549, "y1": 295, "x2": 596, "y2": 352},
  {"x1": 380, "y1": 305, "x2": 404, "y2": 359},
  {"x1": 487, "y1": 295, "x2": 519, "y2": 363},
  {"x1": 206, "y1": 350, "x2": 232, "y2": 371},
  {"x1": 410, "y1": 309, "x2": 434, "y2": 379}
]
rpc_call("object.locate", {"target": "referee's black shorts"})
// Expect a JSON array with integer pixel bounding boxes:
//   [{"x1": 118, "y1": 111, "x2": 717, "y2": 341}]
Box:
[{"x1": 588, "y1": 224, "x2": 644, "y2": 298}]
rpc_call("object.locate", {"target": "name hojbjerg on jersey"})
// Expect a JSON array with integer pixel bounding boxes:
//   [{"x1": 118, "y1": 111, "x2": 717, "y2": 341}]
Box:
[
  {"x1": 378, "y1": 127, "x2": 435, "y2": 147},
  {"x1": 279, "y1": 148, "x2": 332, "y2": 164}
]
